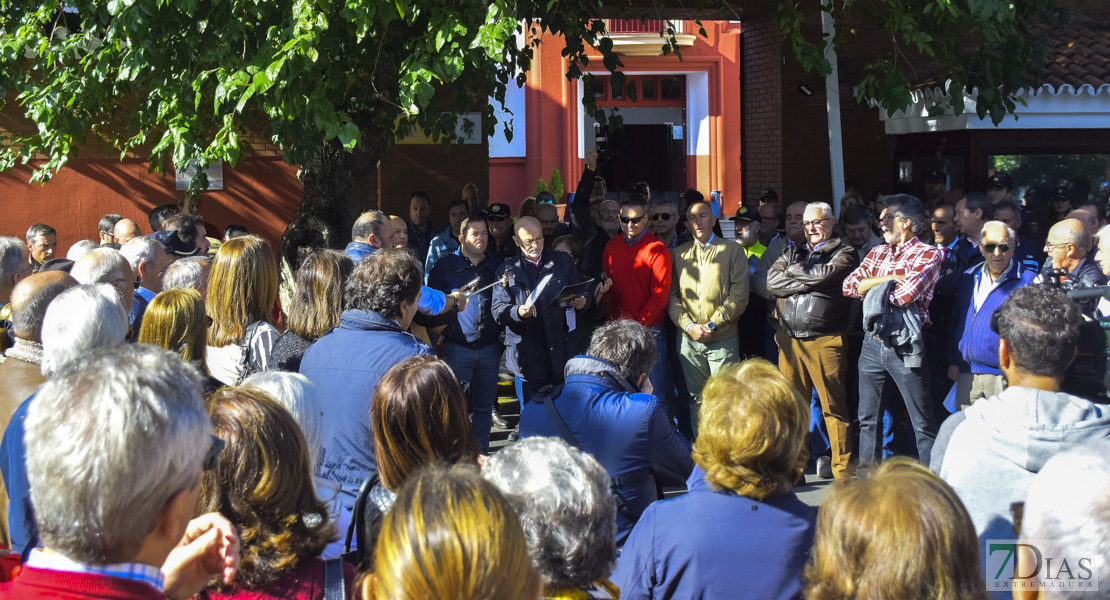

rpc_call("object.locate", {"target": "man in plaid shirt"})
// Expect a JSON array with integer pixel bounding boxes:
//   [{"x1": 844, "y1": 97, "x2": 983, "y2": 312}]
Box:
[{"x1": 843, "y1": 194, "x2": 944, "y2": 468}]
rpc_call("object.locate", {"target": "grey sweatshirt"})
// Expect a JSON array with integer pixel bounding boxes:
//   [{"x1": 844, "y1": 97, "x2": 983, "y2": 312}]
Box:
[{"x1": 932, "y1": 386, "x2": 1110, "y2": 596}]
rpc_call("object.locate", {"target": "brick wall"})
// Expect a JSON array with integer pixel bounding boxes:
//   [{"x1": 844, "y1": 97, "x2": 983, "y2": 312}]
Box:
[
  {"x1": 740, "y1": 14, "x2": 784, "y2": 207},
  {"x1": 372, "y1": 141, "x2": 491, "y2": 222}
]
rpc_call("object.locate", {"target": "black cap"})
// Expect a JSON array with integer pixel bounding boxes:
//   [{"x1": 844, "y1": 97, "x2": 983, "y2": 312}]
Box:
[
  {"x1": 759, "y1": 188, "x2": 778, "y2": 202},
  {"x1": 148, "y1": 229, "x2": 199, "y2": 257},
  {"x1": 926, "y1": 169, "x2": 946, "y2": 183},
  {"x1": 680, "y1": 188, "x2": 704, "y2": 204},
  {"x1": 486, "y1": 203, "x2": 511, "y2": 221},
  {"x1": 1051, "y1": 186, "x2": 1071, "y2": 201},
  {"x1": 37, "y1": 258, "x2": 74, "y2": 273},
  {"x1": 987, "y1": 172, "x2": 1012, "y2": 189},
  {"x1": 730, "y1": 206, "x2": 763, "y2": 224}
]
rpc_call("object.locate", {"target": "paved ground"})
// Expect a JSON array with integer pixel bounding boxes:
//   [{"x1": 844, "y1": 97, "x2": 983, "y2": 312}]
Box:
[{"x1": 490, "y1": 380, "x2": 833, "y2": 507}]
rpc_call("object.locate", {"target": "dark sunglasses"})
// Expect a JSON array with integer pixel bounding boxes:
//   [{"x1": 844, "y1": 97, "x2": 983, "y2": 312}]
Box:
[
  {"x1": 982, "y1": 243, "x2": 1012, "y2": 254},
  {"x1": 620, "y1": 215, "x2": 646, "y2": 224},
  {"x1": 203, "y1": 435, "x2": 224, "y2": 471},
  {"x1": 650, "y1": 213, "x2": 674, "y2": 222}
]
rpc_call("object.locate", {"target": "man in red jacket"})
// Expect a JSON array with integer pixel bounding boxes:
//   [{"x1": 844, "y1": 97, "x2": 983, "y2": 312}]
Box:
[
  {"x1": 603, "y1": 195, "x2": 673, "y2": 405},
  {"x1": 0, "y1": 345, "x2": 239, "y2": 600}
]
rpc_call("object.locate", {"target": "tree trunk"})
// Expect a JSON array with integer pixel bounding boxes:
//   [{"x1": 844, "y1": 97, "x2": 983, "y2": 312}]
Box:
[{"x1": 277, "y1": 134, "x2": 388, "y2": 312}]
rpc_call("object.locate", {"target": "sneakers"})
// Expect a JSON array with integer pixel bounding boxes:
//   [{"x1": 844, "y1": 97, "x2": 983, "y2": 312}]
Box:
[{"x1": 816, "y1": 456, "x2": 833, "y2": 479}]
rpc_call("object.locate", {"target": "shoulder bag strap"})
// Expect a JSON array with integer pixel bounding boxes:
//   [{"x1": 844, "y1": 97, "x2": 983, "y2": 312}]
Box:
[
  {"x1": 234, "y1": 321, "x2": 263, "y2": 385},
  {"x1": 323, "y1": 557, "x2": 346, "y2": 600},
  {"x1": 535, "y1": 385, "x2": 640, "y2": 524}
]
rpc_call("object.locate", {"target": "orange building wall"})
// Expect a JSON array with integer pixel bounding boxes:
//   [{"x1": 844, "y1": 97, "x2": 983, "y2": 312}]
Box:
[
  {"x1": 491, "y1": 21, "x2": 745, "y2": 215},
  {"x1": 0, "y1": 157, "x2": 302, "y2": 255}
]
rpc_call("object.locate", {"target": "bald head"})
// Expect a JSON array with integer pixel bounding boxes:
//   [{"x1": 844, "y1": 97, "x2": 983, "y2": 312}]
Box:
[
  {"x1": 10, "y1": 271, "x2": 78, "y2": 342},
  {"x1": 514, "y1": 217, "x2": 544, "y2": 260},
  {"x1": 1068, "y1": 208, "x2": 1099, "y2": 237},
  {"x1": 1046, "y1": 218, "x2": 1090, "y2": 270},
  {"x1": 536, "y1": 203, "x2": 560, "y2": 239},
  {"x1": 112, "y1": 219, "x2": 141, "y2": 245}
]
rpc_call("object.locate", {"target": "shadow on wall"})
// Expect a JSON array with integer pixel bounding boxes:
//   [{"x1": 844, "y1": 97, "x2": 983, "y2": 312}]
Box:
[{"x1": 0, "y1": 157, "x2": 302, "y2": 253}]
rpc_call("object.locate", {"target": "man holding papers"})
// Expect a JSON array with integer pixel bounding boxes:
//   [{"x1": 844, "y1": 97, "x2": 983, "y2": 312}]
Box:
[{"x1": 493, "y1": 217, "x2": 587, "y2": 403}]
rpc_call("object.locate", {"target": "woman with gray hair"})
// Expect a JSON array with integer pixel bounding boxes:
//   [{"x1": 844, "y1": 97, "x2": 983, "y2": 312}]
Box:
[
  {"x1": 483, "y1": 436, "x2": 619, "y2": 600},
  {"x1": 240, "y1": 370, "x2": 350, "y2": 559}
]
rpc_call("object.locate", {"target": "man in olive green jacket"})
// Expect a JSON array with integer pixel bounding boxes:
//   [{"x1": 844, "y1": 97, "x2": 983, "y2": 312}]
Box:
[{"x1": 668, "y1": 202, "x2": 750, "y2": 431}]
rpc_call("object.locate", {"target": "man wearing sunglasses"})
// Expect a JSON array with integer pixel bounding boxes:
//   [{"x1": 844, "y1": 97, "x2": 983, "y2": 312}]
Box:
[
  {"x1": 1, "y1": 345, "x2": 240, "y2": 600},
  {"x1": 603, "y1": 196, "x2": 673, "y2": 405},
  {"x1": 647, "y1": 199, "x2": 683, "y2": 250},
  {"x1": 947, "y1": 221, "x2": 1037, "y2": 409}
]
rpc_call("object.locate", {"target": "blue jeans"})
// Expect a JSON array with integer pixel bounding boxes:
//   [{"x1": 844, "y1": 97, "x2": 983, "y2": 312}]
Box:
[
  {"x1": 809, "y1": 388, "x2": 830, "y2": 460},
  {"x1": 649, "y1": 325, "x2": 669, "y2": 412},
  {"x1": 444, "y1": 342, "x2": 501, "y2": 454},
  {"x1": 858, "y1": 336, "x2": 938, "y2": 468}
]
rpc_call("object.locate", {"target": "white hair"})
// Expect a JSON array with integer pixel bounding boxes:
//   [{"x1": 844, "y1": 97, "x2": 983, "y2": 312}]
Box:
[
  {"x1": 163, "y1": 257, "x2": 208, "y2": 292},
  {"x1": 806, "y1": 202, "x2": 834, "y2": 220},
  {"x1": 482, "y1": 436, "x2": 616, "y2": 588},
  {"x1": 979, "y1": 220, "x2": 1015, "y2": 244},
  {"x1": 1021, "y1": 441, "x2": 1110, "y2": 597},
  {"x1": 119, "y1": 236, "x2": 161, "y2": 271},
  {"x1": 65, "y1": 240, "x2": 99, "y2": 262},
  {"x1": 241, "y1": 371, "x2": 323, "y2": 469},
  {"x1": 1095, "y1": 224, "x2": 1110, "y2": 242},
  {"x1": 41, "y1": 283, "x2": 128, "y2": 377},
  {"x1": 0, "y1": 236, "x2": 27, "y2": 284},
  {"x1": 26, "y1": 344, "x2": 209, "y2": 564},
  {"x1": 70, "y1": 247, "x2": 129, "y2": 286}
]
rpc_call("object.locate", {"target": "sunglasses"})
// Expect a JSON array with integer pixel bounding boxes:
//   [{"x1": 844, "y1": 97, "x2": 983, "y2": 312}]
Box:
[
  {"x1": 650, "y1": 213, "x2": 674, "y2": 222},
  {"x1": 620, "y1": 215, "x2": 646, "y2": 224},
  {"x1": 982, "y1": 243, "x2": 1012, "y2": 254},
  {"x1": 203, "y1": 435, "x2": 224, "y2": 471}
]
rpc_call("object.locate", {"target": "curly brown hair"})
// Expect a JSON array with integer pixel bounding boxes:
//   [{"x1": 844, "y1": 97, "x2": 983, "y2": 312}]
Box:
[{"x1": 197, "y1": 387, "x2": 336, "y2": 591}]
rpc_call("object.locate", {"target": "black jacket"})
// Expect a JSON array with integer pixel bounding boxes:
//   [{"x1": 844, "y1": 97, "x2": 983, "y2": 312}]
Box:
[
  {"x1": 492, "y1": 250, "x2": 584, "y2": 387},
  {"x1": 766, "y1": 237, "x2": 859, "y2": 338}
]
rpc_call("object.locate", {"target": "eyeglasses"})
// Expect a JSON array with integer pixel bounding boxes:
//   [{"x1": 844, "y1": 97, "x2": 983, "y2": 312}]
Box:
[
  {"x1": 620, "y1": 215, "x2": 646, "y2": 224},
  {"x1": 982, "y1": 243, "x2": 1012, "y2": 254},
  {"x1": 1044, "y1": 241, "x2": 1072, "y2": 252},
  {"x1": 802, "y1": 218, "x2": 831, "y2": 228},
  {"x1": 203, "y1": 435, "x2": 225, "y2": 471},
  {"x1": 650, "y1": 213, "x2": 674, "y2": 222}
]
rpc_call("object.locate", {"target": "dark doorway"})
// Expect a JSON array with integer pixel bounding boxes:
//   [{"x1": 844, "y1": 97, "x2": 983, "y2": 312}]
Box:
[{"x1": 599, "y1": 123, "x2": 687, "y2": 200}]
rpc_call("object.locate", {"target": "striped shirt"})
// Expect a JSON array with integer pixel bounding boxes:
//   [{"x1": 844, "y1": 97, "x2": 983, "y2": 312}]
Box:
[
  {"x1": 26, "y1": 549, "x2": 165, "y2": 592},
  {"x1": 842, "y1": 236, "x2": 943, "y2": 323}
]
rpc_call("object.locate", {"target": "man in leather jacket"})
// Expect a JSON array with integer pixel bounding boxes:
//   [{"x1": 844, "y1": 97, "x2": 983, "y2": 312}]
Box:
[{"x1": 766, "y1": 202, "x2": 859, "y2": 481}]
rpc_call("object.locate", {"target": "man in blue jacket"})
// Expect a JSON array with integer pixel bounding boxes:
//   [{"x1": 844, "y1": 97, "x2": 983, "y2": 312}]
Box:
[
  {"x1": 948, "y1": 220, "x2": 1036, "y2": 409},
  {"x1": 428, "y1": 216, "x2": 502, "y2": 452},
  {"x1": 300, "y1": 248, "x2": 431, "y2": 509},
  {"x1": 519, "y1": 319, "x2": 694, "y2": 546}
]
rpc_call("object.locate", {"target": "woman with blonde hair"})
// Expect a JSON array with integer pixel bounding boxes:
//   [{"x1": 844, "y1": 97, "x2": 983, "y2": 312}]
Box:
[
  {"x1": 138, "y1": 287, "x2": 222, "y2": 394},
  {"x1": 364, "y1": 464, "x2": 541, "y2": 600},
  {"x1": 805, "y1": 457, "x2": 986, "y2": 600},
  {"x1": 205, "y1": 235, "x2": 280, "y2": 385},
  {"x1": 270, "y1": 249, "x2": 354, "y2": 372},
  {"x1": 197, "y1": 387, "x2": 355, "y2": 599},
  {"x1": 611, "y1": 358, "x2": 816, "y2": 599}
]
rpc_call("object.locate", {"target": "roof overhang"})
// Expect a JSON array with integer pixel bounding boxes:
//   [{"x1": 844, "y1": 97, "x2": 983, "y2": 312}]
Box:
[{"x1": 875, "y1": 81, "x2": 1110, "y2": 134}]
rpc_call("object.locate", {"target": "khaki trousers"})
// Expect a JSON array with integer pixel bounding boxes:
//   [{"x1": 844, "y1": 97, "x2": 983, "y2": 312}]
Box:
[
  {"x1": 955, "y1": 372, "x2": 1006, "y2": 411},
  {"x1": 777, "y1": 331, "x2": 853, "y2": 480}
]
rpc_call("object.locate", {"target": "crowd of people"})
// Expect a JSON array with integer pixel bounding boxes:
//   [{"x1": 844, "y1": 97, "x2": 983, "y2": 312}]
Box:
[{"x1": 0, "y1": 162, "x2": 1108, "y2": 600}]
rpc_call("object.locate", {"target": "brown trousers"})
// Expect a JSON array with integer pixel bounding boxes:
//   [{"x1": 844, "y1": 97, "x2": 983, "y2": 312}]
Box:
[{"x1": 777, "y1": 331, "x2": 853, "y2": 480}]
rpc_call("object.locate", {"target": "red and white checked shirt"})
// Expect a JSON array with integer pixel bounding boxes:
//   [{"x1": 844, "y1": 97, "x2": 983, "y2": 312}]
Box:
[{"x1": 842, "y1": 236, "x2": 944, "y2": 324}]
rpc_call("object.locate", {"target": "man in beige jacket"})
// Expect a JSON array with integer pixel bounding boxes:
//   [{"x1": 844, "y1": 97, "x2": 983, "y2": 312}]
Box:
[{"x1": 669, "y1": 201, "x2": 749, "y2": 433}]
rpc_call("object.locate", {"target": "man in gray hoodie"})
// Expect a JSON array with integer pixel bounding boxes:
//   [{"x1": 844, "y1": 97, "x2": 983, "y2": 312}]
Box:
[{"x1": 932, "y1": 285, "x2": 1110, "y2": 597}]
